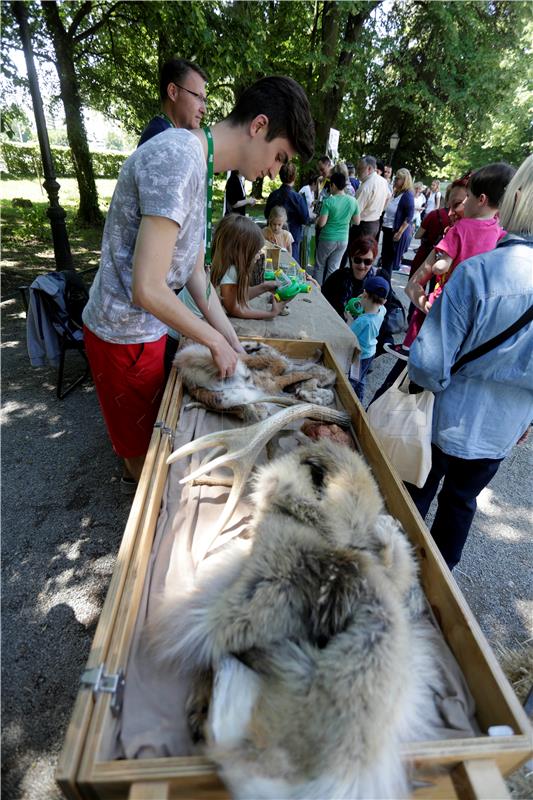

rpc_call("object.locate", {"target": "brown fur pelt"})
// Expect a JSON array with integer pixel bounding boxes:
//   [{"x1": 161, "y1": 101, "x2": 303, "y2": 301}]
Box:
[
  {"x1": 173, "y1": 340, "x2": 336, "y2": 419},
  {"x1": 151, "y1": 440, "x2": 444, "y2": 799}
]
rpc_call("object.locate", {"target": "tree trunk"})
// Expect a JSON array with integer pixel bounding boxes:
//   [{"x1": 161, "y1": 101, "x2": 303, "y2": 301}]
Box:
[
  {"x1": 41, "y1": 1, "x2": 103, "y2": 226},
  {"x1": 314, "y1": 1, "x2": 382, "y2": 155}
]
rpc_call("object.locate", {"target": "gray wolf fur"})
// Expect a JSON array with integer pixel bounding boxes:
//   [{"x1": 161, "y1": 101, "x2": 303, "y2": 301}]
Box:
[
  {"x1": 173, "y1": 341, "x2": 336, "y2": 418},
  {"x1": 151, "y1": 440, "x2": 443, "y2": 798}
]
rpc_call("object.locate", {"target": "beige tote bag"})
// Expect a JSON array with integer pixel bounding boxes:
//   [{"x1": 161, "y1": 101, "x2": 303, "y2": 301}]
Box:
[{"x1": 367, "y1": 369, "x2": 434, "y2": 488}]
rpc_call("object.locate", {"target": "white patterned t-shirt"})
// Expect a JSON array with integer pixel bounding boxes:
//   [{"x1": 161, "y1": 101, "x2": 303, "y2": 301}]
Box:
[{"x1": 83, "y1": 128, "x2": 206, "y2": 343}]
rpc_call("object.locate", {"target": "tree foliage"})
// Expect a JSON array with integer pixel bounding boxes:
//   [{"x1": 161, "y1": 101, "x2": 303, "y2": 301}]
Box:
[{"x1": 3, "y1": 0, "x2": 531, "y2": 218}]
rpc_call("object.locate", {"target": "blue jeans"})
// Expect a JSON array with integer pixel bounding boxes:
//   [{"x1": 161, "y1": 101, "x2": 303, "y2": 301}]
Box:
[
  {"x1": 405, "y1": 445, "x2": 502, "y2": 569},
  {"x1": 349, "y1": 356, "x2": 373, "y2": 403}
]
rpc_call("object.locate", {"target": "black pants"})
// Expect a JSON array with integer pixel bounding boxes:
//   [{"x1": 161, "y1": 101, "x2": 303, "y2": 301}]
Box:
[
  {"x1": 379, "y1": 226, "x2": 395, "y2": 281},
  {"x1": 405, "y1": 445, "x2": 502, "y2": 570}
]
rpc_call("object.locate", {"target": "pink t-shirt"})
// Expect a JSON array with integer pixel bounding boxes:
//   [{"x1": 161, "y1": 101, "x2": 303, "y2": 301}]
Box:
[{"x1": 436, "y1": 216, "x2": 505, "y2": 275}]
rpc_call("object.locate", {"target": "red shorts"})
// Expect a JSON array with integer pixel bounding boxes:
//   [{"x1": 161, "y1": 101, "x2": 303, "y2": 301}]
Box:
[{"x1": 83, "y1": 326, "x2": 166, "y2": 458}]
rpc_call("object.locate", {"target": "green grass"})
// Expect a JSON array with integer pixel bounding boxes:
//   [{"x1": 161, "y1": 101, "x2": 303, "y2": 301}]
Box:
[
  {"x1": 0, "y1": 174, "x2": 283, "y2": 297},
  {"x1": 0, "y1": 177, "x2": 117, "y2": 210}
]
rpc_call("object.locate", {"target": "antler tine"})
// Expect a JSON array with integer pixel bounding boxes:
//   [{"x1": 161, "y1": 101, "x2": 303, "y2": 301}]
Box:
[
  {"x1": 187, "y1": 403, "x2": 352, "y2": 564},
  {"x1": 167, "y1": 429, "x2": 233, "y2": 465},
  {"x1": 180, "y1": 447, "x2": 247, "y2": 485}
]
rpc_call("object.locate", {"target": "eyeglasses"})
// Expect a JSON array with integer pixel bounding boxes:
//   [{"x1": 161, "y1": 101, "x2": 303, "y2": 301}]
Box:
[
  {"x1": 173, "y1": 83, "x2": 208, "y2": 106},
  {"x1": 351, "y1": 257, "x2": 374, "y2": 266}
]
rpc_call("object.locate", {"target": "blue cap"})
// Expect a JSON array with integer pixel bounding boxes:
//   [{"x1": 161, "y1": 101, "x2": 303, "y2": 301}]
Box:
[{"x1": 363, "y1": 275, "x2": 390, "y2": 299}]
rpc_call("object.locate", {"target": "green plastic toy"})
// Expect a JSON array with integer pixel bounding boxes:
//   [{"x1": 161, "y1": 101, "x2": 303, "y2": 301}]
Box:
[
  {"x1": 274, "y1": 275, "x2": 312, "y2": 302},
  {"x1": 344, "y1": 297, "x2": 364, "y2": 319}
]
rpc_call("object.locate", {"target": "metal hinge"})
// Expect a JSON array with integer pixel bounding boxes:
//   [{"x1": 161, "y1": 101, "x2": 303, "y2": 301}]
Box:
[
  {"x1": 80, "y1": 663, "x2": 125, "y2": 717},
  {"x1": 154, "y1": 420, "x2": 175, "y2": 447}
]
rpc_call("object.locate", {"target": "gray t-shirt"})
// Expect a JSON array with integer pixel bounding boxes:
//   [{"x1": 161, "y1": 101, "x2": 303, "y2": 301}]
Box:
[{"x1": 83, "y1": 128, "x2": 206, "y2": 343}]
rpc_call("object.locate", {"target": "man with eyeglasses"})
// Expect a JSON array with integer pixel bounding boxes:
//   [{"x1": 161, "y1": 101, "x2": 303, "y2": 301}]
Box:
[{"x1": 138, "y1": 58, "x2": 208, "y2": 146}]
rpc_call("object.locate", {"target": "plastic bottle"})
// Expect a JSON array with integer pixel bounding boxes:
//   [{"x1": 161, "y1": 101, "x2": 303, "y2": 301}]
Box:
[
  {"x1": 297, "y1": 267, "x2": 307, "y2": 285},
  {"x1": 263, "y1": 257, "x2": 277, "y2": 282},
  {"x1": 286, "y1": 259, "x2": 298, "y2": 279},
  {"x1": 274, "y1": 268, "x2": 293, "y2": 289}
]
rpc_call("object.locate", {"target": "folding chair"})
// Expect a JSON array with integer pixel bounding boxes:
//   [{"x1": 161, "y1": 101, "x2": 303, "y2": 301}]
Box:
[{"x1": 25, "y1": 269, "x2": 93, "y2": 399}]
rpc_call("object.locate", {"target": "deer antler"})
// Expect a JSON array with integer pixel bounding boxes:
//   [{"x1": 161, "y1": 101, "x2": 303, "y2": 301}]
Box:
[{"x1": 167, "y1": 404, "x2": 351, "y2": 562}]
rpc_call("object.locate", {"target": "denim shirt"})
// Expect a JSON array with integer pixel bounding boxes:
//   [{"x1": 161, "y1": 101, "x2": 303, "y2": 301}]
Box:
[{"x1": 408, "y1": 235, "x2": 533, "y2": 459}]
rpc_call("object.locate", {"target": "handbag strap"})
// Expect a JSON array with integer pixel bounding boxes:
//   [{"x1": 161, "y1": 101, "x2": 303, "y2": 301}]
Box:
[{"x1": 451, "y1": 305, "x2": 533, "y2": 374}]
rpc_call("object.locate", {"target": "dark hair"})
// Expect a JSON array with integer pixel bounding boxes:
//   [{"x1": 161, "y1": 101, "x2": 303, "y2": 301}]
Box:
[
  {"x1": 376, "y1": 159, "x2": 385, "y2": 174},
  {"x1": 159, "y1": 58, "x2": 208, "y2": 102},
  {"x1": 366, "y1": 292, "x2": 387, "y2": 305},
  {"x1": 226, "y1": 76, "x2": 315, "y2": 161},
  {"x1": 330, "y1": 172, "x2": 346, "y2": 190},
  {"x1": 348, "y1": 235, "x2": 378, "y2": 260},
  {"x1": 280, "y1": 163, "x2": 296, "y2": 184},
  {"x1": 318, "y1": 155, "x2": 331, "y2": 165},
  {"x1": 468, "y1": 162, "x2": 516, "y2": 208}
]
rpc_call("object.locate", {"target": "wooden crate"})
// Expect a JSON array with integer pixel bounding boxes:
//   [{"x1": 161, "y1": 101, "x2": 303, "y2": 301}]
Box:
[{"x1": 57, "y1": 338, "x2": 532, "y2": 800}]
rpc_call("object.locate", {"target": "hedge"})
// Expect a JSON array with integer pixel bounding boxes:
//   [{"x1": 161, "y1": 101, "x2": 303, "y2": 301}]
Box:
[{"x1": 1, "y1": 142, "x2": 128, "y2": 179}]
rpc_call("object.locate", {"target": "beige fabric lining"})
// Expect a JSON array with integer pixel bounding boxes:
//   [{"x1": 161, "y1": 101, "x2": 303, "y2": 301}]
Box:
[{"x1": 116, "y1": 400, "x2": 478, "y2": 761}]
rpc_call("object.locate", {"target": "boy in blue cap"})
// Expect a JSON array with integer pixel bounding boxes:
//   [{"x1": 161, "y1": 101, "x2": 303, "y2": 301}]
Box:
[{"x1": 345, "y1": 275, "x2": 390, "y2": 403}]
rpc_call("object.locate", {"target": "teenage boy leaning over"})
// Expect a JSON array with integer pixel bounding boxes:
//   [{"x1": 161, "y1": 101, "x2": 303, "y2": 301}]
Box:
[{"x1": 82, "y1": 76, "x2": 315, "y2": 486}]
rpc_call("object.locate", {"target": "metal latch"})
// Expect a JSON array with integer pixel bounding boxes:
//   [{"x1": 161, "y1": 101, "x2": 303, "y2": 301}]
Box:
[
  {"x1": 154, "y1": 420, "x2": 175, "y2": 446},
  {"x1": 80, "y1": 663, "x2": 125, "y2": 717}
]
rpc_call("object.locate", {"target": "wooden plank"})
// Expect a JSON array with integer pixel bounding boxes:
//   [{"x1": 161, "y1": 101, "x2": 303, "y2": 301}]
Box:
[
  {"x1": 84, "y1": 758, "x2": 228, "y2": 800},
  {"x1": 128, "y1": 782, "x2": 169, "y2": 800},
  {"x1": 451, "y1": 759, "x2": 510, "y2": 800},
  {"x1": 238, "y1": 334, "x2": 326, "y2": 359},
  {"x1": 56, "y1": 368, "x2": 180, "y2": 797},
  {"x1": 77, "y1": 371, "x2": 183, "y2": 782}
]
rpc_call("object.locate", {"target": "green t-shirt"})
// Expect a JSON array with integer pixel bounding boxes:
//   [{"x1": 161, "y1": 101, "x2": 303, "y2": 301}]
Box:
[{"x1": 319, "y1": 194, "x2": 359, "y2": 242}]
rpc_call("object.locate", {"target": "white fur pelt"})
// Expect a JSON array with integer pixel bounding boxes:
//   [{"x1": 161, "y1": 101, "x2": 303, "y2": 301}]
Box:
[
  {"x1": 173, "y1": 340, "x2": 336, "y2": 419},
  {"x1": 151, "y1": 441, "x2": 444, "y2": 799}
]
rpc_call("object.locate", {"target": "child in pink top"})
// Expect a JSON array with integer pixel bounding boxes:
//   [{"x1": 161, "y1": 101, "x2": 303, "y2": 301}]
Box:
[{"x1": 403, "y1": 162, "x2": 514, "y2": 347}]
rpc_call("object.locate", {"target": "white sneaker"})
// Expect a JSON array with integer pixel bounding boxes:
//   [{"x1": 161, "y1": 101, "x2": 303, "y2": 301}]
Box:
[{"x1": 383, "y1": 342, "x2": 410, "y2": 361}]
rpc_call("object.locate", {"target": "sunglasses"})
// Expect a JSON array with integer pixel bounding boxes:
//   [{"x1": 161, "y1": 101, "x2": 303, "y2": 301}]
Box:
[
  {"x1": 173, "y1": 83, "x2": 208, "y2": 106},
  {"x1": 351, "y1": 257, "x2": 374, "y2": 266}
]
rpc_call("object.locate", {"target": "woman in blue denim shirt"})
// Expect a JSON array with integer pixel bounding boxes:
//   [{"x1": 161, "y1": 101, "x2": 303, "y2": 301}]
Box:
[{"x1": 407, "y1": 155, "x2": 533, "y2": 570}]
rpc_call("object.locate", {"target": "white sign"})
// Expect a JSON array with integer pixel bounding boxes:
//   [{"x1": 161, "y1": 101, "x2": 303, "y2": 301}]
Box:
[{"x1": 328, "y1": 128, "x2": 340, "y2": 160}]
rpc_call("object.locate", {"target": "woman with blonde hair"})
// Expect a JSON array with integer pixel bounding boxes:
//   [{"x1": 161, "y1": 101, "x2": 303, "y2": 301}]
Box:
[
  {"x1": 379, "y1": 167, "x2": 415, "y2": 279},
  {"x1": 413, "y1": 181, "x2": 426, "y2": 230}
]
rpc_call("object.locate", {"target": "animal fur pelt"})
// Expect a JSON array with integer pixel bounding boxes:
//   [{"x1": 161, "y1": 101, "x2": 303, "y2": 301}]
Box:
[
  {"x1": 151, "y1": 440, "x2": 444, "y2": 799},
  {"x1": 173, "y1": 340, "x2": 336, "y2": 419}
]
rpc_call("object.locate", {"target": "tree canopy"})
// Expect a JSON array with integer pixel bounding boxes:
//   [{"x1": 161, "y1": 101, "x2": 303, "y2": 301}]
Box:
[{"x1": 3, "y1": 0, "x2": 531, "y2": 221}]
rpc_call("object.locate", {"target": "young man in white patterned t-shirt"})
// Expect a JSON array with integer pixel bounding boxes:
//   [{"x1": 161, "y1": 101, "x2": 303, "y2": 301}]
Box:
[{"x1": 82, "y1": 76, "x2": 315, "y2": 485}]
